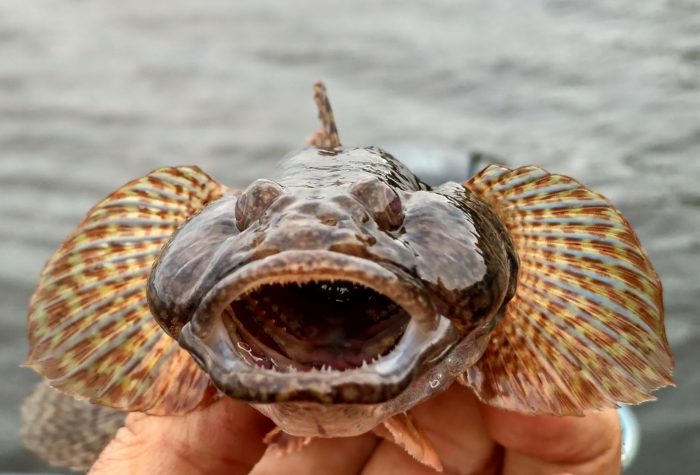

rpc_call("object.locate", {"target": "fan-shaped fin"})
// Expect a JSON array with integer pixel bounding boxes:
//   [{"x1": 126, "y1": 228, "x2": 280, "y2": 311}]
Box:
[
  {"x1": 462, "y1": 165, "x2": 673, "y2": 415},
  {"x1": 25, "y1": 166, "x2": 229, "y2": 415}
]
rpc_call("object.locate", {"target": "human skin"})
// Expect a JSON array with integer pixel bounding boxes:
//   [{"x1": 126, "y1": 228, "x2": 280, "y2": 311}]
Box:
[{"x1": 89, "y1": 383, "x2": 621, "y2": 475}]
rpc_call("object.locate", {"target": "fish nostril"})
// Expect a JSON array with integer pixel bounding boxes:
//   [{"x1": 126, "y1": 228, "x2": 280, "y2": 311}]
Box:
[
  {"x1": 320, "y1": 216, "x2": 338, "y2": 227},
  {"x1": 358, "y1": 234, "x2": 377, "y2": 246}
]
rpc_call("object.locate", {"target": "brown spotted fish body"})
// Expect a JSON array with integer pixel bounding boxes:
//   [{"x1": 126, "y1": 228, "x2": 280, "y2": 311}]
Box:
[{"x1": 23, "y1": 82, "x2": 673, "y2": 471}]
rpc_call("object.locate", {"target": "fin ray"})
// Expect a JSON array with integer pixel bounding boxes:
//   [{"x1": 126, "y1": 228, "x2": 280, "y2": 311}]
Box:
[
  {"x1": 26, "y1": 166, "x2": 228, "y2": 414},
  {"x1": 521, "y1": 253, "x2": 658, "y2": 308},
  {"x1": 463, "y1": 165, "x2": 673, "y2": 414}
]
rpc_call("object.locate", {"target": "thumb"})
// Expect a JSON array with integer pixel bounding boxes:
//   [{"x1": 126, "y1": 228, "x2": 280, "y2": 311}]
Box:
[{"x1": 90, "y1": 398, "x2": 273, "y2": 475}]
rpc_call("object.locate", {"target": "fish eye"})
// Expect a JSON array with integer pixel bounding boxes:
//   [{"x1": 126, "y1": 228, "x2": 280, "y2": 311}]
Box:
[
  {"x1": 350, "y1": 177, "x2": 404, "y2": 231},
  {"x1": 235, "y1": 179, "x2": 284, "y2": 231}
]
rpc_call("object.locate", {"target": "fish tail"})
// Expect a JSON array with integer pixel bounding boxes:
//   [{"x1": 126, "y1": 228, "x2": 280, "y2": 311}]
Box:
[
  {"x1": 25, "y1": 166, "x2": 227, "y2": 416},
  {"x1": 462, "y1": 165, "x2": 674, "y2": 415},
  {"x1": 22, "y1": 381, "x2": 126, "y2": 471}
]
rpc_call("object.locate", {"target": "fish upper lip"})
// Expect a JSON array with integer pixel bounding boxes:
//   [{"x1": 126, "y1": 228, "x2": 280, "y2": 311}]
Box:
[{"x1": 179, "y1": 250, "x2": 459, "y2": 403}]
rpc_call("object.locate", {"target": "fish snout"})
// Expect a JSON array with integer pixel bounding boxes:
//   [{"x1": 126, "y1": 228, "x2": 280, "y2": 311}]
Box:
[
  {"x1": 261, "y1": 219, "x2": 372, "y2": 254},
  {"x1": 259, "y1": 198, "x2": 376, "y2": 254}
]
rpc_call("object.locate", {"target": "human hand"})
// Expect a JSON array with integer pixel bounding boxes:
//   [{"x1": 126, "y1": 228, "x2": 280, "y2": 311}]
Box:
[{"x1": 90, "y1": 383, "x2": 621, "y2": 475}]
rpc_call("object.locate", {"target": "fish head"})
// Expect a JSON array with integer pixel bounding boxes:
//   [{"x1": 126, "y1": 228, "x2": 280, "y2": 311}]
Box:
[{"x1": 147, "y1": 147, "x2": 518, "y2": 406}]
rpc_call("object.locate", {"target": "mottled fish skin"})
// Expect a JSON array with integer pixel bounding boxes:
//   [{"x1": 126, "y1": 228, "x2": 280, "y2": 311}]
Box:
[{"x1": 23, "y1": 82, "x2": 673, "y2": 471}]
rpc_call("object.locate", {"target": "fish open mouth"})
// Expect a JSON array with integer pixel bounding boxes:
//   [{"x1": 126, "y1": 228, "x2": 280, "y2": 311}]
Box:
[
  {"x1": 180, "y1": 250, "x2": 458, "y2": 404},
  {"x1": 225, "y1": 280, "x2": 411, "y2": 371}
]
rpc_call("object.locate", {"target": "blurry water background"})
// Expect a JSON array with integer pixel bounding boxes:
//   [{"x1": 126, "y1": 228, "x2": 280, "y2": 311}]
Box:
[{"x1": 0, "y1": 0, "x2": 698, "y2": 473}]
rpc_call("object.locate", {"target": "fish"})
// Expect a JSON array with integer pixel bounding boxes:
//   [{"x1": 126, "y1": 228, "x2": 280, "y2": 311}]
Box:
[{"x1": 22, "y1": 81, "x2": 674, "y2": 472}]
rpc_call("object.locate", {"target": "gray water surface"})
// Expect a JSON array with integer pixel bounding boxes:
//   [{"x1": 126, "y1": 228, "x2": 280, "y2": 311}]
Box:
[{"x1": 1, "y1": 1, "x2": 698, "y2": 473}]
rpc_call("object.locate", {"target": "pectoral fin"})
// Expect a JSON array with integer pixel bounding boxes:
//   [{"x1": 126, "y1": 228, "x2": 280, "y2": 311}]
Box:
[
  {"x1": 463, "y1": 165, "x2": 673, "y2": 415},
  {"x1": 263, "y1": 427, "x2": 313, "y2": 455},
  {"x1": 375, "y1": 413, "x2": 443, "y2": 472},
  {"x1": 25, "y1": 166, "x2": 230, "y2": 415}
]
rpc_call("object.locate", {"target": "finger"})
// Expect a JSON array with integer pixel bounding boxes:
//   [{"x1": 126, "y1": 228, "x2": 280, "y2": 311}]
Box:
[
  {"x1": 481, "y1": 406, "x2": 621, "y2": 475},
  {"x1": 90, "y1": 398, "x2": 273, "y2": 475},
  {"x1": 250, "y1": 433, "x2": 378, "y2": 475},
  {"x1": 364, "y1": 384, "x2": 499, "y2": 475}
]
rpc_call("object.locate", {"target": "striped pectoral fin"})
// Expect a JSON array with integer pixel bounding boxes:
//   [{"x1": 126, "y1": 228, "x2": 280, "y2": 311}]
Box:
[
  {"x1": 462, "y1": 165, "x2": 674, "y2": 415},
  {"x1": 25, "y1": 166, "x2": 231, "y2": 415}
]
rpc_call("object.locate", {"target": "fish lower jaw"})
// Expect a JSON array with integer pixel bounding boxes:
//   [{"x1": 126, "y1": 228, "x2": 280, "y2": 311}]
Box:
[{"x1": 180, "y1": 315, "x2": 458, "y2": 404}]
